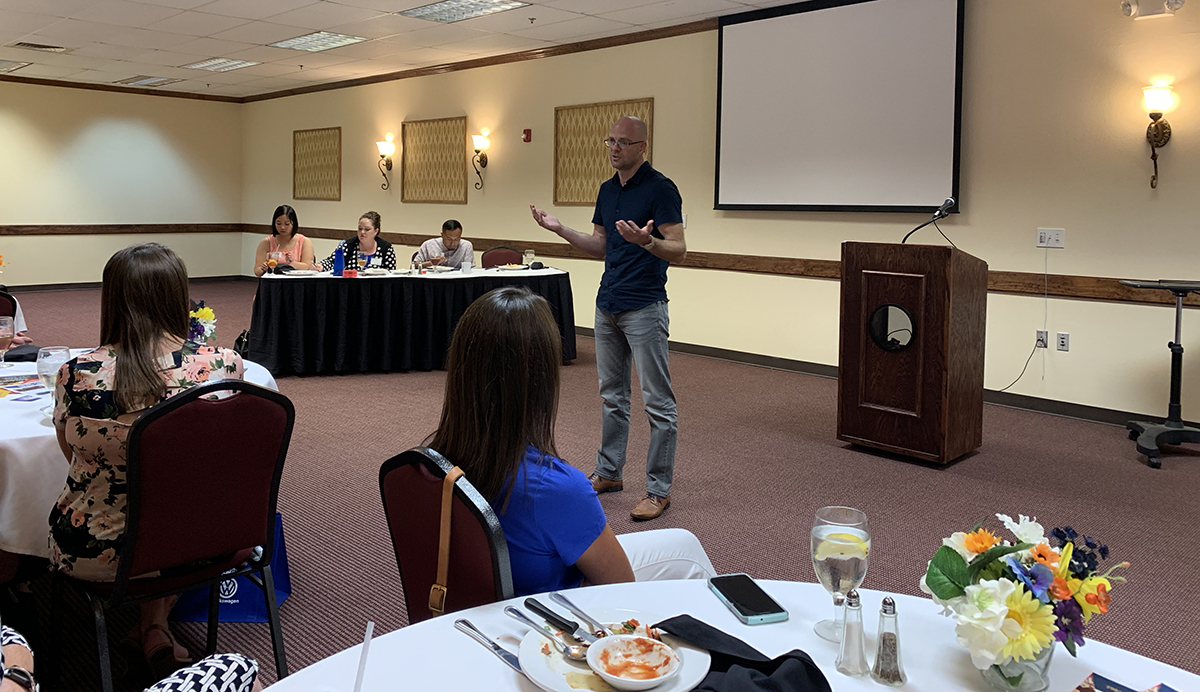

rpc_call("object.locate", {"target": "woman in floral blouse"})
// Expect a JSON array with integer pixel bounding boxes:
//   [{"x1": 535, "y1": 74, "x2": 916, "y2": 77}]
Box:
[{"x1": 50, "y1": 243, "x2": 243, "y2": 680}]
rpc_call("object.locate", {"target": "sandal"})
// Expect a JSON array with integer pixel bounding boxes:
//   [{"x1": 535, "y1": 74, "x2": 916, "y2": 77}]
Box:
[{"x1": 142, "y1": 623, "x2": 194, "y2": 680}]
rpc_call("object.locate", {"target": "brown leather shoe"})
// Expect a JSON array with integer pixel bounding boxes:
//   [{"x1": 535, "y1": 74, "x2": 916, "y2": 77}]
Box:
[
  {"x1": 589, "y1": 473, "x2": 623, "y2": 494},
  {"x1": 630, "y1": 493, "x2": 670, "y2": 521}
]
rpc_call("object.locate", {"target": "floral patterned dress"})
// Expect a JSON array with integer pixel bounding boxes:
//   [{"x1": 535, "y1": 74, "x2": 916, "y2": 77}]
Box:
[{"x1": 49, "y1": 341, "x2": 243, "y2": 581}]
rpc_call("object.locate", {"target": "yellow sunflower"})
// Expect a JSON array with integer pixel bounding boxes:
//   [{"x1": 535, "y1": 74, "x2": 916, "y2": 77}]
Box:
[{"x1": 999, "y1": 585, "x2": 1057, "y2": 662}]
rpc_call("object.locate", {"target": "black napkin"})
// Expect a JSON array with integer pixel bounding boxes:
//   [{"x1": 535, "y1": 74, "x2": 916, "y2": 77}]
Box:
[
  {"x1": 3, "y1": 344, "x2": 39, "y2": 362},
  {"x1": 653, "y1": 615, "x2": 831, "y2": 692}
]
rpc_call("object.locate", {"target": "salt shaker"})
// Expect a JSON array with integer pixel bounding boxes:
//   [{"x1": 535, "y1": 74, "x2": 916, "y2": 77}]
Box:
[
  {"x1": 871, "y1": 597, "x2": 907, "y2": 686},
  {"x1": 835, "y1": 589, "x2": 870, "y2": 676}
]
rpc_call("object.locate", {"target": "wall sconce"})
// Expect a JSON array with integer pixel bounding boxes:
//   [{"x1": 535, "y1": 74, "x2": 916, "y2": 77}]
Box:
[
  {"x1": 471, "y1": 133, "x2": 489, "y2": 190},
  {"x1": 1122, "y1": 0, "x2": 1185, "y2": 18},
  {"x1": 376, "y1": 135, "x2": 395, "y2": 190},
  {"x1": 1143, "y1": 85, "x2": 1174, "y2": 189}
]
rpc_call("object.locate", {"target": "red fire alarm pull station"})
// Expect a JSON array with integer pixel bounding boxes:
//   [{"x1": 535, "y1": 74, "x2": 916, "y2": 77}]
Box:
[{"x1": 522, "y1": 129, "x2": 532, "y2": 142}]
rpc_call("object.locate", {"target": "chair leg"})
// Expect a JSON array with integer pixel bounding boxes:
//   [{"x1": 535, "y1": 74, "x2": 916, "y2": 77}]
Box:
[
  {"x1": 86, "y1": 592, "x2": 115, "y2": 692},
  {"x1": 205, "y1": 582, "x2": 220, "y2": 657},
  {"x1": 260, "y1": 565, "x2": 289, "y2": 678}
]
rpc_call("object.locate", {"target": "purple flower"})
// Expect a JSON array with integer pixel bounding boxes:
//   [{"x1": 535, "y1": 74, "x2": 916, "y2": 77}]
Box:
[
  {"x1": 1053, "y1": 598, "x2": 1085, "y2": 646},
  {"x1": 1006, "y1": 555, "x2": 1055, "y2": 602}
]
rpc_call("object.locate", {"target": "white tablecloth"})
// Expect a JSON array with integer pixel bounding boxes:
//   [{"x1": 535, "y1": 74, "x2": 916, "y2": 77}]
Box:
[
  {"x1": 263, "y1": 580, "x2": 1198, "y2": 692},
  {"x1": 260, "y1": 266, "x2": 566, "y2": 280},
  {"x1": 0, "y1": 354, "x2": 277, "y2": 557}
]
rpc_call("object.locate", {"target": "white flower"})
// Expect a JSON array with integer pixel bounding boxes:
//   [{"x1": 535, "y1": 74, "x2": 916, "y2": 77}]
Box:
[
  {"x1": 951, "y1": 579, "x2": 1016, "y2": 670},
  {"x1": 919, "y1": 571, "x2": 964, "y2": 616},
  {"x1": 943, "y1": 532, "x2": 978, "y2": 561},
  {"x1": 996, "y1": 513, "x2": 1047, "y2": 545}
]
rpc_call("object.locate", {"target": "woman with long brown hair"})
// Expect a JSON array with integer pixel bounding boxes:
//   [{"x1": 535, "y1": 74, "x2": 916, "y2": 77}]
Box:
[
  {"x1": 49, "y1": 243, "x2": 244, "y2": 678},
  {"x1": 429, "y1": 287, "x2": 713, "y2": 596}
]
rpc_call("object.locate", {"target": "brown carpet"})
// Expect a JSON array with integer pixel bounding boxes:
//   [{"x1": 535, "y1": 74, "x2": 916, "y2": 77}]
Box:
[{"x1": 6, "y1": 279, "x2": 1199, "y2": 688}]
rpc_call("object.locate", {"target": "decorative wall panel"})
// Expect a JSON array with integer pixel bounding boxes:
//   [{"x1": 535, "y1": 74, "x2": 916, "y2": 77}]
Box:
[
  {"x1": 293, "y1": 127, "x2": 341, "y2": 201},
  {"x1": 554, "y1": 98, "x2": 653, "y2": 205},
  {"x1": 402, "y1": 116, "x2": 468, "y2": 204}
]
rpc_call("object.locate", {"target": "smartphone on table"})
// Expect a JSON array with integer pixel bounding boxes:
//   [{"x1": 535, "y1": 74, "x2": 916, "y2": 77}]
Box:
[{"x1": 708, "y1": 573, "x2": 789, "y2": 625}]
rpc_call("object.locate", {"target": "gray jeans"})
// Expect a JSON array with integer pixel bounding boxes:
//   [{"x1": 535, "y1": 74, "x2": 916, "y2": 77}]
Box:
[{"x1": 594, "y1": 301, "x2": 677, "y2": 497}]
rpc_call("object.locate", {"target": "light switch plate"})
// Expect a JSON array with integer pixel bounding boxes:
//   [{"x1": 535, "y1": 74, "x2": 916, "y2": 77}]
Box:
[
  {"x1": 1037, "y1": 228, "x2": 1065, "y2": 248},
  {"x1": 1057, "y1": 332, "x2": 1070, "y2": 351}
]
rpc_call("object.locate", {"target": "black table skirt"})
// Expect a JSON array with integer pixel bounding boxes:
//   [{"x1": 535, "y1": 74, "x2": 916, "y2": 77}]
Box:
[{"x1": 247, "y1": 272, "x2": 577, "y2": 376}]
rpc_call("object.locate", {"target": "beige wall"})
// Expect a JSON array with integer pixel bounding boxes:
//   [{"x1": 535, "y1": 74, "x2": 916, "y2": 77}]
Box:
[
  {"x1": 240, "y1": 1, "x2": 1200, "y2": 417},
  {"x1": 4, "y1": 0, "x2": 1200, "y2": 417},
  {"x1": 0, "y1": 80, "x2": 244, "y2": 282}
]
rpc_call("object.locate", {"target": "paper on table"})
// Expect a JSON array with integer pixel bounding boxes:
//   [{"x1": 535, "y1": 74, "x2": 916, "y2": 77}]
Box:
[{"x1": 352, "y1": 621, "x2": 374, "y2": 692}]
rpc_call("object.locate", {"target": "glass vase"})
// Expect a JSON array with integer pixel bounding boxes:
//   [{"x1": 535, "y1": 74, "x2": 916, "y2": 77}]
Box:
[{"x1": 981, "y1": 646, "x2": 1054, "y2": 692}]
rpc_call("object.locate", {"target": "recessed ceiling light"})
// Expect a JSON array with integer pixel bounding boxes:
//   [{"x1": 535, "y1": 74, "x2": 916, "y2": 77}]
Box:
[
  {"x1": 114, "y1": 75, "x2": 183, "y2": 87},
  {"x1": 180, "y1": 57, "x2": 259, "y2": 72},
  {"x1": 399, "y1": 0, "x2": 528, "y2": 24},
  {"x1": 0, "y1": 60, "x2": 32, "y2": 73},
  {"x1": 270, "y1": 31, "x2": 367, "y2": 52},
  {"x1": 8, "y1": 41, "x2": 69, "y2": 53}
]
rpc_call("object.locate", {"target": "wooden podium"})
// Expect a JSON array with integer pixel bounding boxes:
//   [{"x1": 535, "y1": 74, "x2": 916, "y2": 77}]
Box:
[{"x1": 836, "y1": 242, "x2": 987, "y2": 464}]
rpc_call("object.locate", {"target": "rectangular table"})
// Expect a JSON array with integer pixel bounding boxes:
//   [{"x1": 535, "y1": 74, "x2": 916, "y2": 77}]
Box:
[{"x1": 247, "y1": 267, "x2": 577, "y2": 377}]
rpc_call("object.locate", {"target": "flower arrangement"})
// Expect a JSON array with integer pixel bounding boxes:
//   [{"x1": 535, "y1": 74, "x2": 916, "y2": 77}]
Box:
[
  {"x1": 920, "y1": 514, "x2": 1128, "y2": 686},
  {"x1": 188, "y1": 301, "x2": 216, "y2": 343}
]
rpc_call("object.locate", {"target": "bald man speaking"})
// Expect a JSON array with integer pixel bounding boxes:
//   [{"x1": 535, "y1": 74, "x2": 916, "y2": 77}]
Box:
[{"x1": 531, "y1": 116, "x2": 686, "y2": 521}]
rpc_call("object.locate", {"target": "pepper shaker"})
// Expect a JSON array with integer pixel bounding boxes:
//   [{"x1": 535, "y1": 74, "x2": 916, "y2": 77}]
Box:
[
  {"x1": 835, "y1": 589, "x2": 870, "y2": 676},
  {"x1": 871, "y1": 597, "x2": 907, "y2": 686}
]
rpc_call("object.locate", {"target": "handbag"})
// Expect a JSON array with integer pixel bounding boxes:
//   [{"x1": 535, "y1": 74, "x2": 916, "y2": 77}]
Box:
[{"x1": 233, "y1": 329, "x2": 250, "y2": 358}]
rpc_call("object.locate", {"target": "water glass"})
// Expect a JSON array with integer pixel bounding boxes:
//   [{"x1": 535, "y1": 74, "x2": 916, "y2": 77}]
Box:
[
  {"x1": 37, "y1": 347, "x2": 71, "y2": 391},
  {"x1": 523, "y1": 249, "x2": 535, "y2": 266},
  {"x1": 810, "y1": 506, "x2": 871, "y2": 642},
  {"x1": 461, "y1": 259, "x2": 473, "y2": 274},
  {"x1": 0, "y1": 316, "x2": 14, "y2": 368}
]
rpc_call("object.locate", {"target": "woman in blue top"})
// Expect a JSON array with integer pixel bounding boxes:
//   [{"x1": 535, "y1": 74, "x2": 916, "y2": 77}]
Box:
[
  {"x1": 427, "y1": 287, "x2": 715, "y2": 596},
  {"x1": 428, "y1": 287, "x2": 634, "y2": 594}
]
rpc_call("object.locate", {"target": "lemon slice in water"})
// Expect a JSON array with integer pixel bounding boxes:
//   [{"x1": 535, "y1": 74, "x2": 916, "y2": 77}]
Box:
[{"x1": 814, "y1": 532, "x2": 870, "y2": 560}]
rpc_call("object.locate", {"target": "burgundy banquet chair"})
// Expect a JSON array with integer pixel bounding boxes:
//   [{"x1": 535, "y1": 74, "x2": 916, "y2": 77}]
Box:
[
  {"x1": 480, "y1": 246, "x2": 522, "y2": 268},
  {"x1": 0, "y1": 291, "x2": 16, "y2": 319},
  {"x1": 379, "y1": 447, "x2": 513, "y2": 624},
  {"x1": 50, "y1": 379, "x2": 294, "y2": 692}
]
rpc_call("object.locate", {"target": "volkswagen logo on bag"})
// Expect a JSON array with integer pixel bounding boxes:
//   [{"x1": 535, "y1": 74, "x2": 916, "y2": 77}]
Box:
[{"x1": 219, "y1": 578, "x2": 238, "y2": 599}]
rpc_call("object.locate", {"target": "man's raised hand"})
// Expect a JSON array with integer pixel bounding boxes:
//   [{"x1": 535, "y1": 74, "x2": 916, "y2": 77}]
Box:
[
  {"x1": 530, "y1": 205, "x2": 564, "y2": 235},
  {"x1": 615, "y1": 219, "x2": 654, "y2": 246}
]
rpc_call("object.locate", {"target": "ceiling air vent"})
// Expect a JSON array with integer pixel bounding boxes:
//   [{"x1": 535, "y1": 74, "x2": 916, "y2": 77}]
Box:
[
  {"x1": 114, "y1": 75, "x2": 183, "y2": 87},
  {"x1": 9, "y1": 41, "x2": 70, "y2": 53},
  {"x1": 0, "y1": 60, "x2": 33, "y2": 73}
]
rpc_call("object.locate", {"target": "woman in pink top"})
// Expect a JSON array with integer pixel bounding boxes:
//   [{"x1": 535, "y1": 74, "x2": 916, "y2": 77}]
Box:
[{"x1": 254, "y1": 205, "x2": 315, "y2": 277}]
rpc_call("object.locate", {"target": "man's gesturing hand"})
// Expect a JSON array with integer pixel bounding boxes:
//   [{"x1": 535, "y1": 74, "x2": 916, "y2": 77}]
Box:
[
  {"x1": 615, "y1": 219, "x2": 654, "y2": 246},
  {"x1": 530, "y1": 205, "x2": 564, "y2": 235}
]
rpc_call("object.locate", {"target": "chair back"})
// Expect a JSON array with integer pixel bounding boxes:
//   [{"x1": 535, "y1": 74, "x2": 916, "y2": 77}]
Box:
[
  {"x1": 379, "y1": 447, "x2": 513, "y2": 623},
  {"x1": 481, "y1": 246, "x2": 521, "y2": 268},
  {"x1": 0, "y1": 292, "x2": 15, "y2": 319},
  {"x1": 116, "y1": 380, "x2": 294, "y2": 589}
]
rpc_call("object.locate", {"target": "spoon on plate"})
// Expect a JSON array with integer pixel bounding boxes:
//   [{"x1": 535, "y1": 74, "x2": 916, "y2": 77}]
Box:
[
  {"x1": 503, "y1": 606, "x2": 588, "y2": 661},
  {"x1": 550, "y1": 591, "x2": 614, "y2": 637}
]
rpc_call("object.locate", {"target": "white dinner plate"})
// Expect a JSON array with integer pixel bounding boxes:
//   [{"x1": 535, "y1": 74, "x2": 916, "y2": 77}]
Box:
[
  {"x1": 361, "y1": 268, "x2": 390, "y2": 275},
  {"x1": 284, "y1": 269, "x2": 319, "y2": 276},
  {"x1": 497, "y1": 264, "x2": 529, "y2": 271},
  {"x1": 429, "y1": 265, "x2": 456, "y2": 273},
  {"x1": 516, "y1": 608, "x2": 710, "y2": 692}
]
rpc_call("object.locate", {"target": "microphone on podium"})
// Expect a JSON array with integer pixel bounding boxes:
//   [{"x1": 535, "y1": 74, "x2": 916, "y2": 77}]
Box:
[{"x1": 902, "y1": 197, "x2": 956, "y2": 244}]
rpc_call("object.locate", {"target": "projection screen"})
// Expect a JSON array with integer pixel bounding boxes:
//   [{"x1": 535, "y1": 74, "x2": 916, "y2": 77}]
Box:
[{"x1": 716, "y1": 0, "x2": 963, "y2": 212}]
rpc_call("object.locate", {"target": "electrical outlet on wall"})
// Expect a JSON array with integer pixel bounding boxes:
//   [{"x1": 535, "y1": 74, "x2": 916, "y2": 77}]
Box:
[
  {"x1": 1057, "y1": 332, "x2": 1070, "y2": 351},
  {"x1": 1036, "y1": 330, "x2": 1048, "y2": 348},
  {"x1": 1037, "y1": 228, "x2": 1065, "y2": 248}
]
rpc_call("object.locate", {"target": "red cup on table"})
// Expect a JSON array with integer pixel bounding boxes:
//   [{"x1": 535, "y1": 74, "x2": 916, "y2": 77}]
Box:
[{"x1": 343, "y1": 269, "x2": 358, "y2": 278}]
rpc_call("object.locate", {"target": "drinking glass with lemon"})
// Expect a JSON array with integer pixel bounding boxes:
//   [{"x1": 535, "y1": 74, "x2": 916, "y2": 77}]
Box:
[{"x1": 810, "y1": 506, "x2": 870, "y2": 642}]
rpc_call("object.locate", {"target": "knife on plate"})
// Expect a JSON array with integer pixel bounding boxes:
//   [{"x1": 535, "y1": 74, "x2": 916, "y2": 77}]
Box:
[
  {"x1": 454, "y1": 619, "x2": 523, "y2": 673},
  {"x1": 524, "y1": 597, "x2": 598, "y2": 645}
]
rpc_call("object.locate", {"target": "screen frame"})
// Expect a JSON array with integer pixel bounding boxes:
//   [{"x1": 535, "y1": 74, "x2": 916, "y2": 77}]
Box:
[{"x1": 714, "y1": 0, "x2": 965, "y2": 214}]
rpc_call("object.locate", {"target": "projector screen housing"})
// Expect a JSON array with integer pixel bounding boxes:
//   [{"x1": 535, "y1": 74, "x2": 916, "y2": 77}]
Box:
[{"x1": 715, "y1": 0, "x2": 964, "y2": 213}]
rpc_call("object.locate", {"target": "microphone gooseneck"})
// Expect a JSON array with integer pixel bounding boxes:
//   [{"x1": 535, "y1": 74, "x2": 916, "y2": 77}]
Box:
[{"x1": 902, "y1": 197, "x2": 955, "y2": 244}]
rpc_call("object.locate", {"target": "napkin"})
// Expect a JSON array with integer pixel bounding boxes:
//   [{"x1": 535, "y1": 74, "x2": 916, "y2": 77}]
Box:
[
  {"x1": 654, "y1": 615, "x2": 831, "y2": 692},
  {"x1": 2, "y1": 344, "x2": 39, "y2": 362}
]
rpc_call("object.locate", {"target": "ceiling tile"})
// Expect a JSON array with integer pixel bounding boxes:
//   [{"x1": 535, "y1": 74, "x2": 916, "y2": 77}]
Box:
[
  {"x1": 142, "y1": 11, "x2": 250, "y2": 37},
  {"x1": 26, "y1": 18, "x2": 135, "y2": 43},
  {"x1": 0, "y1": 0, "x2": 102, "y2": 17},
  {"x1": 325, "y1": 12, "x2": 427, "y2": 39},
  {"x1": 102, "y1": 27, "x2": 199, "y2": 49},
  {"x1": 598, "y1": 0, "x2": 745, "y2": 25},
  {"x1": 223, "y1": 45, "x2": 299, "y2": 63},
  {"x1": 69, "y1": 67, "x2": 141, "y2": 82},
  {"x1": 457, "y1": 5, "x2": 581, "y2": 33},
  {"x1": 0, "y1": 47, "x2": 95, "y2": 68},
  {"x1": 437, "y1": 32, "x2": 550, "y2": 54},
  {"x1": 67, "y1": 41, "x2": 152, "y2": 60},
  {"x1": 398, "y1": 23, "x2": 489, "y2": 47},
  {"x1": 385, "y1": 45, "x2": 469, "y2": 66},
  {"x1": 19, "y1": 64, "x2": 89, "y2": 78},
  {"x1": 210, "y1": 20, "x2": 312, "y2": 44},
  {"x1": 319, "y1": 37, "x2": 412, "y2": 59},
  {"x1": 155, "y1": 78, "x2": 218, "y2": 90},
  {"x1": 68, "y1": 0, "x2": 183, "y2": 27},
  {"x1": 0, "y1": 9, "x2": 72, "y2": 35},
  {"x1": 173, "y1": 36, "x2": 259, "y2": 56},
  {"x1": 228, "y1": 60, "x2": 303, "y2": 76},
  {"x1": 509, "y1": 14, "x2": 632, "y2": 41},
  {"x1": 238, "y1": 75, "x2": 309, "y2": 89},
  {"x1": 199, "y1": 0, "x2": 319, "y2": 21},
  {"x1": 542, "y1": 0, "x2": 659, "y2": 12},
  {"x1": 127, "y1": 0, "x2": 214, "y2": 8},
  {"x1": 266, "y1": 51, "x2": 356, "y2": 69},
  {"x1": 276, "y1": 65, "x2": 346, "y2": 81},
  {"x1": 325, "y1": 0, "x2": 426, "y2": 12},
  {"x1": 127, "y1": 49, "x2": 210, "y2": 66},
  {"x1": 264, "y1": 2, "x2": 384, "y2": 30}
]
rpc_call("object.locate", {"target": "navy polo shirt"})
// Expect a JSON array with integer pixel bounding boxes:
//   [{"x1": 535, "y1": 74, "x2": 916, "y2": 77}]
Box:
[{"x1": 591, "y1": 162, "x2": 683, "y2": 313}]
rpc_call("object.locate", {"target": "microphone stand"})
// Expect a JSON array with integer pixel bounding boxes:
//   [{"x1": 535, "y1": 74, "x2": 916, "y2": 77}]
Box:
[{"x1": 901, "y1": 212, "x2": 945, "y2": 244}]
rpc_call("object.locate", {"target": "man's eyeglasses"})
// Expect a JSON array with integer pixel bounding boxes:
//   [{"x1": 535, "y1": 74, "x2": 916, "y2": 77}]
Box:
[{"x1": 602, "y1": 137, "x2": 645, "y2": 150}]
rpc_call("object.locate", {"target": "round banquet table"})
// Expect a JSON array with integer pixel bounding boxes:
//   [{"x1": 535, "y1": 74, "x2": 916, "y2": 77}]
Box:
[
  {"x1": 262, "y1": 579, "x2": 1198, "y2": 692},
  {"x1": 0, "y1": 354, "x2": 278, "y2": 558},
  {"x1": 247, "y1": 266, "x2": 577, "y2": 377}
]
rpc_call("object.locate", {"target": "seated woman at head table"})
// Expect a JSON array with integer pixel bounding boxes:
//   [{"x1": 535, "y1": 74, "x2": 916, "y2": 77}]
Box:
[
  {"x1": 426, "y1": 286, "x2": 716, "y2": 597},
  {"x1": 317, "y1": 211, "x2": 397, "y2": 272},
  {"x1": 414, "y1": 219, "x2": 474, "y2": 269},
  {"x1": 0, "y1": 289, "x2": 34, "y2": 348},
  {"x1": 49, "y1": 242, "x2": 244, "y2": 680},
  {"x1": 253, "y1": 204, "x2": 315, "y2": 277}
]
